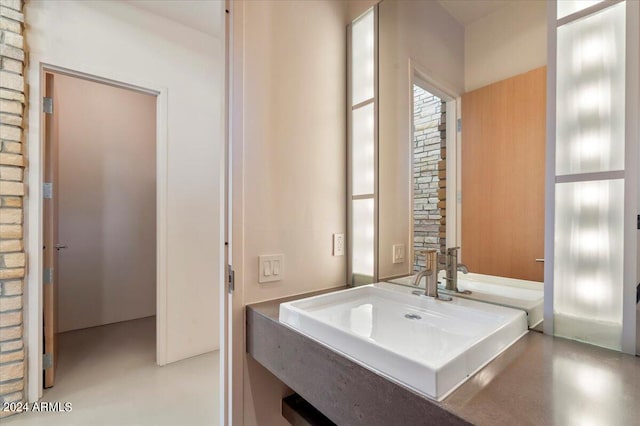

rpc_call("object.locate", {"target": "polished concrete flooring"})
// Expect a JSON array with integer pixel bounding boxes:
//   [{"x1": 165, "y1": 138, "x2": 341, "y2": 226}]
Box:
[{"x1": 5, "y1": 317, "x2": 220, "y2": 426}]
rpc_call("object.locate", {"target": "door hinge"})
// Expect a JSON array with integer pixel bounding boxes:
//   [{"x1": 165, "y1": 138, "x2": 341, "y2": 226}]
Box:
[
  {"x1": 43, "y1": 97, "x2": 53, "y2": 114},
  {"x1": 43, "y1": 268, "x2": 53, "y2": 285},
  {"x1": 228, "y1": 265, "x2": 235, "y2": 294},
  {"x1": 43, "y1": 182, "x2": 53, "y2": 199},
  {"x1": 457, "y1": 118, "x2": 462, "y2": 132},
  {"x1": 43, "y1": 353, "x2": 53, "y2": 370}
]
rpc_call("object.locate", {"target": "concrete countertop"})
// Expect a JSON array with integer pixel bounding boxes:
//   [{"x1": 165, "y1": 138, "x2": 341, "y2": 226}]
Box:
[{"x1": 247, "y1": 287, "x2": 640, "y2": 425}]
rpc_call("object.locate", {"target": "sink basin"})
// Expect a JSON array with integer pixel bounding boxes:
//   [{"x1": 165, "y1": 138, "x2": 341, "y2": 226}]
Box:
[
  {"x1": 389, "y1": 272, "x2": 543, "y2": 327},
  {"x1": 279, "y1": 283, "x2": 527, "y2": 401}
]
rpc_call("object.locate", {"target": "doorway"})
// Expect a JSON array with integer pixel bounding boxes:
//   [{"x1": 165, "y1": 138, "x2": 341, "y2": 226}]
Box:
[
  {"x1": 409, "y1": 65, "x2": 459, "y2": 275},
  {"x1": 42, "y1": 71, "x2": 157, "y2": 388}
]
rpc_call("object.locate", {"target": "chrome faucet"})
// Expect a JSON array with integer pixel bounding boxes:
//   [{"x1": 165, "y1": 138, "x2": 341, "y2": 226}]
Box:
[
  {"x1": 413, "y1": 249, "x2": 452, "y2": 301},
  {"x1": 442, "y1": 247, "x2": 470, "y2": 294}
]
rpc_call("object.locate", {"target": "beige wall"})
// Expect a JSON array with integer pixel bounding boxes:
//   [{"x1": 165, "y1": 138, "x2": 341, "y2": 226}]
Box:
[
  {"x1": 235, "y1": 0, "x2": 349, "y2": 424},
  {"x1": 54, "y1": 74, "x2": 156, "y2": 332},
  {"x1": 378, "y1": 0, "x2": 465, "y2": 279},
  {"x1": 348, "y1": 0, "x2": 378, "y2": 21},
  {"x1": 241, "y1": 0, "x2": 348, "y2": 305},
  {"x1": 464, "y1": 0, "x2": 547, "y2": 92}
]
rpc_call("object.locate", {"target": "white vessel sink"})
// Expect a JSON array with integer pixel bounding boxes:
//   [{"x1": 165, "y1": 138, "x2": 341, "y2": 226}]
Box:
[
  {"x1": 279, "y1": 283, "x2": 527, "y2": 401},
  {"x1": 389, "y1": 272, "x2": 543, "y2": 327}
]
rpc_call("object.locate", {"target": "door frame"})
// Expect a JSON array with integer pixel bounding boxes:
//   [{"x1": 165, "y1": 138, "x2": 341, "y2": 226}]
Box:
[
  {"x1": 228, "y1": 0, "x2": 243, "y2": 423},
  {"x1": 26, "y1": 62, "x2": 169, "y2": 402},
  {"x1": 408, "y1": 60, "x2": 460, "y2": 269},
  {"x1": 222, "y1": 0, "x2": 233, "y2": 424}
]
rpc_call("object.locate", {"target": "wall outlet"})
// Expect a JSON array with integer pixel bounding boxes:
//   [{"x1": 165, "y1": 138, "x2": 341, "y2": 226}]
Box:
[
  {"x1": 333, "y1": 233, "x2": 345, "y2": 256},
  {"x1": 392, "y1": 244, "x2": 405, "y2": 264},
  {"x1": 259, "y1": 254, "x2": 284, "y2": 283}
]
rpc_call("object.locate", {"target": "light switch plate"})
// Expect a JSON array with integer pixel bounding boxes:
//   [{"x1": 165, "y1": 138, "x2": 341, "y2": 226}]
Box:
[
  {"x1": 392, "y1": 244, "x2": 405, "y2": 264},
  {"x1": 259, "y1": 254, "x2": 284, "y2": 283},
  {"x1": 333, "y1": 233, "x2": 345, "y2": 256}
]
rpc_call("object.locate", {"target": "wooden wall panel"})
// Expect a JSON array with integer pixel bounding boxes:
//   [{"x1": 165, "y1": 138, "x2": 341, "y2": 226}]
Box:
[{"x1": 461, "y1": 67, "x2": 546, "y2": 282}]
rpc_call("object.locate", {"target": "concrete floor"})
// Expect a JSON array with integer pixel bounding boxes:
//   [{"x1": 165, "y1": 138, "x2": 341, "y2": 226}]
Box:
[{"x1": 5, "y1": 317, "x2": 220, "y2": 426}]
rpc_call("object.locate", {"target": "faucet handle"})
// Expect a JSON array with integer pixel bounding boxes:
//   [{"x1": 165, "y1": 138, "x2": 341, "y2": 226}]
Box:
[
  {"x1": 415, "y1": 248, "x2": 437, "y2": 261},
  {"x1": 416, "y1": 248, "x2": 438, "y2": 254}
]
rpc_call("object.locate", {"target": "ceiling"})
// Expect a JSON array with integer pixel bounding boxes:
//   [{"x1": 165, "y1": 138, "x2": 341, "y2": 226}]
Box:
[
  {"x1": 438, "y1": 0, "x2": 512, "y2": 26},
  {"x1": 123, "y1": 0, "x2": 224, "y2": 38},
  {"x1": 123, "y1": 0, "x2": 512, "y2": 39}
]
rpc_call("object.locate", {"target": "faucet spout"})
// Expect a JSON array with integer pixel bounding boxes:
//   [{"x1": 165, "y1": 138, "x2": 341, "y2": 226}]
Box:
[
  {"x1": 413, "y1": 249, "x2": 451, "y2": 301},
  {"x1": 412, "y1": 269, "x2": 430, "y2": 287},
  {"x1": 443, "y1": 248, "x2": 471, "y2": 294}
]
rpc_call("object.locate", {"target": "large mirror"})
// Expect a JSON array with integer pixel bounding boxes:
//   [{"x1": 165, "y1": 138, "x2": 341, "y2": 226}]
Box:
[{"x1": 352, "y1": 0, "x2": 547, "y2": 329}]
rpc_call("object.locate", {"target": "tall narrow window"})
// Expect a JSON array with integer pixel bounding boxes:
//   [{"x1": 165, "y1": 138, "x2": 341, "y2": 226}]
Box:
[
  {"x1": 348, "y1": 7, "x2": 377, "y2": 285},
  {"x1": 557, "y1": 0, "x2": 604, "y2": 19},
  {"x1": 552, "y1": 1, "x2": 630, "y2": 350}
]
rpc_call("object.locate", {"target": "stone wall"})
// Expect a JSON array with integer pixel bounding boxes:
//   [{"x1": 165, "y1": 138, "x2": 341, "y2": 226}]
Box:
[
  {"x1": 438, "y1": 102, "x2": 447, "y2": 260},
  {"x1": 0, "y1": 0, "x2": 26, "y2": 415},
  {"x1": 413, "y1": 85, "x2": 446, "y2": 272}
]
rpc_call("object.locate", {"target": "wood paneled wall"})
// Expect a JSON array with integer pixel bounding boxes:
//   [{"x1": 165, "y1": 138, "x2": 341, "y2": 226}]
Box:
[{"x1": 461, "y1": 67, "x2": 546, "y2": 282}]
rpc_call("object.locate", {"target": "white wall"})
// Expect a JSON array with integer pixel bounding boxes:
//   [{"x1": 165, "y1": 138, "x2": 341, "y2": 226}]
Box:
[
  {"x1": 54, "y1": 74, "x2": 157, "y2": 332},
  {"x1": 464, "y1": 0, "x2": 547, "y2": 92},
  {"x1": 378, "y1": 0, "x2": 465, "y2": 279},
  {"x1": 26, "y1": 0, "x2": 224, "y2": 363},
  {"x1": 234, "y1": 1, "x2": 349, "y2": 424}
]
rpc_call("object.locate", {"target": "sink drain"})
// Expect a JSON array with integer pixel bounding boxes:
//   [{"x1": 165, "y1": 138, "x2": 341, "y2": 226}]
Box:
[{"x1": 404, "y1": 313, "x2": 422, "y2": 320}]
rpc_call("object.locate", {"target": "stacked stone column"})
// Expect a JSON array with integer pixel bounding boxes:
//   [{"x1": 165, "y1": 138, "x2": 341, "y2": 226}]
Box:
[
  {"x1": 412, "y1": 86, "x2": 446, "y2": 272},
  {"x1": 438, "y1": 101, "x2": 446, "y2": 265},
  {"x1": 0, "y1": 0, "x2": 25, "y2": 413}
]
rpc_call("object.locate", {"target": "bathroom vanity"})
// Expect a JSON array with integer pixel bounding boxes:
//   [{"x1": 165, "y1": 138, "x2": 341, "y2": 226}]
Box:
[
  {"x1": 247, "y1": 287, "x2": 640, "y2": 425},
  {"x1": 279, "y1": 283, "x2": 527, "y2": 401}
]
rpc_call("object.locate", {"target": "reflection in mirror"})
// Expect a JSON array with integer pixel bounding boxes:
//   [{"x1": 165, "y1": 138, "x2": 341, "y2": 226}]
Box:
[
  {"x1": 361, "y1": 0, "x2": 547, "y2": 329},
  {"x1": 376, "y1": 0, "x2": 462, "y2": 283},
  {"x1": 411, "y1": 85, "x2": 447, "y2": 274},
  {"x1": 461, "y1": 67, "x2": 546, "y2": 283}
]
